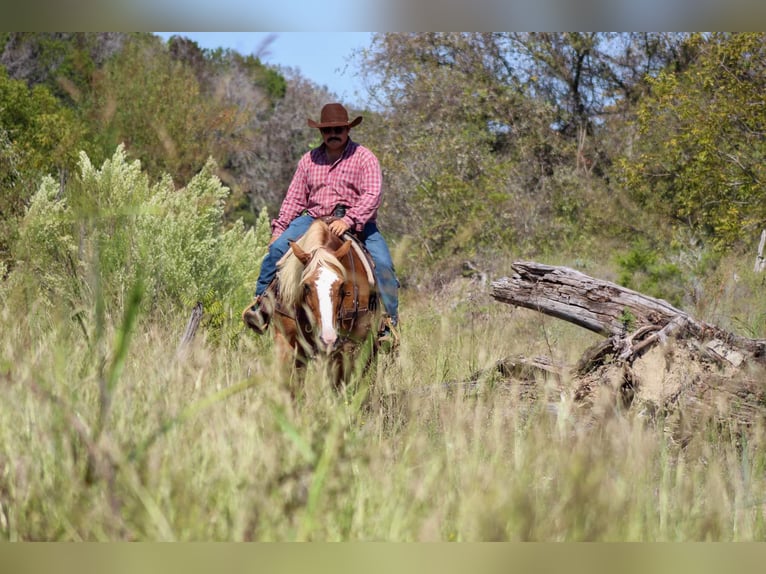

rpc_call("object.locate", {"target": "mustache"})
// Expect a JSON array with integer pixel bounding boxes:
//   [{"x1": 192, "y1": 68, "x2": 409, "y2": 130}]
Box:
[{"x1": 328, "y1": 136, "x2": 342, "y2": 142}]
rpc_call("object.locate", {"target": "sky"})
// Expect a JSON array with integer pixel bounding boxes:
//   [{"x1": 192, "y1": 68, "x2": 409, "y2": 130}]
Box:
[{"x1": 154, "y1": 32, "x2": 374, "y2": 108}]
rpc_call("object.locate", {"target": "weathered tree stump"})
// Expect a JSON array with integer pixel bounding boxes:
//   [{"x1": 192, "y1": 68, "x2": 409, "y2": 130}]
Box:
[{"x1": 176, "y1": 301, "x2": 204, "y2": 359}]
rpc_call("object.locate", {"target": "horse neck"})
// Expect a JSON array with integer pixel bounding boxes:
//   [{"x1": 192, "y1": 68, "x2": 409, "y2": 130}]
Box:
[{"x1": 277, "y1": 223, "x2": 344, "y2": 308}]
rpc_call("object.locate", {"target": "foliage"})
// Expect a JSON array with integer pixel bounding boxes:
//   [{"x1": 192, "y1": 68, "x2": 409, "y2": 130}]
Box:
[
  {"x1": 81, "y1": 39, "x2": 250, "y2": 186},
  {"x1": 198, "y1": 43, "x2": 287, "y2": 102},
  {"x1": 356, "y1": 33, "x2": 695, "y2": 275},
  {"x1": 5, "y1": 146, "x2": 270, "y2": 335},
  {"x1": 616, "y1": 241, "x2": 685, "y2": 305},
  {"x1": 0, "y1": 65, "x2": 89, "y2": 266},
  {"x1": 360, "y1": 34, "x2": 567, "y2": 259},
  {"x1": 0, "y1": 65, "x2": 88, "y2": 177},
  {"x1": 620, "y1": 33, "x2": 766, "y2": 248},
  {"x1": 0, "y1": 33, "x2": 128, "y2": 100},
  {"x1": 0, "y1": 33, "x2": 302, "y2": 230}
]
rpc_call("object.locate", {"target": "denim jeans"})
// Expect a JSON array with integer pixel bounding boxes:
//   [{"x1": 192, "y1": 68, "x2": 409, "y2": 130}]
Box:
[{"x1": 255, "y1": 215, "x2": 399, "y2": 322}]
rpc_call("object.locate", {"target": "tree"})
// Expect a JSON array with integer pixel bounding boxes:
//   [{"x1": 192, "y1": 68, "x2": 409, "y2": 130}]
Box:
[
  {"x1": 358, "y1": 34, "x2": 549, "y2": 251},
  {"x1": 0, "y1": 32, "x2": 128, "y2": 102},
  {"x1": 0, "y1": 66, "x2": 88, "y2": 267},
  {"x1": 620, "y1": 33, "x2": 766, "y2": 248},
  {"x1": 0, "y1": 32, "x2": 303, "y2": 227},
  {"x1": 354, "y1": 33, "x2": 715, "y2": 273},
  {"x1": 81, "y1": 37, "x2": 253, "y2": 186},
  {"x1": 358, "y1": 33, "x2": 629, "y2": 262}
]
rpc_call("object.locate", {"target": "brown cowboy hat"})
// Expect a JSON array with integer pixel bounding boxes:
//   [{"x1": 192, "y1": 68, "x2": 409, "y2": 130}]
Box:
[{"x1": 307, "y1": 103, "x2": 363, "y2": 129}]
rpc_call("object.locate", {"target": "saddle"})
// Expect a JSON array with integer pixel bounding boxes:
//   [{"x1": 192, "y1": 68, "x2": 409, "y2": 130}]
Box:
[{"x1": 318, "y1": 217, "x2": 375, "y2": 284}]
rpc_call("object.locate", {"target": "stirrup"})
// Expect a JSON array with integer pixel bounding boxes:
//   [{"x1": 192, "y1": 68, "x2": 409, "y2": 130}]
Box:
[
  {"x1": 242, "y1": 295, "x2": 270, "y2": 334},
  {"x1": 377, "y1": 316, "x2": 400, "y2": 351}
]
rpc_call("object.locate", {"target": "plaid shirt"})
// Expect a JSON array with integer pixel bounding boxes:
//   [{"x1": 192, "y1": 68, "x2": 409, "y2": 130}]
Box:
[{"x1": 271, "y1": 139, "x2": 383, "y2": 235}]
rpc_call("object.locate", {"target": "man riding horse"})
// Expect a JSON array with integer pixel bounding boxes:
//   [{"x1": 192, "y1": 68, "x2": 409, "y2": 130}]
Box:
[{"x1": 244, "y1": 103, "x2": 400, "y2": 347}]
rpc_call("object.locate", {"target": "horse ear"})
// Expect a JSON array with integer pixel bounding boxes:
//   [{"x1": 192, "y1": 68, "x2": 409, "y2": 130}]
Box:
[
  {"x1": 289, "y1": 240, "x2": 311, "y2": 265},
  {"x1": 333, "y1": 240, "x2": 352, "y2": 260}
]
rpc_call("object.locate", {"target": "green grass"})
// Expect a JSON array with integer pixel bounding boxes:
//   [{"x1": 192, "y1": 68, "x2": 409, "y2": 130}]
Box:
[{"x1": 1, "y1": 267, "x2": 766, "y2": 541}]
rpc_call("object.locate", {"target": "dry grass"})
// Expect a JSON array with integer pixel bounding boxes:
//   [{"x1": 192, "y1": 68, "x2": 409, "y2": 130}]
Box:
[{"x1": 1, "y1": 269, "x2": 766, "y2": 541}]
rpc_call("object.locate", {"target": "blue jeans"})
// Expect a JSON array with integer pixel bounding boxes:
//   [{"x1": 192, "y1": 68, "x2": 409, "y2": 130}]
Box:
[{"x1": 255, "y1": 215, "x2": 399, "y2": 323}]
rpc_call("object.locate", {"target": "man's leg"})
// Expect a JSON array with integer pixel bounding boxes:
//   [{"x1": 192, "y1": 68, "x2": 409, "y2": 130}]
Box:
[
  {"x1": 360, "y1": 221, "x2": 399, "y2": 327},
  {"x1": 254, "y1": 214, "x2": 315, "y2": 297},
  {"x1": 244, "y1": 215, "x2": 314, "y2": 333}
]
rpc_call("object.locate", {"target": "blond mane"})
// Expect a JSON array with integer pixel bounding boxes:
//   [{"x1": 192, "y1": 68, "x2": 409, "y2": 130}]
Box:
[{"x1": 277, "y1": 220, "x2": 347, "y2": 308}]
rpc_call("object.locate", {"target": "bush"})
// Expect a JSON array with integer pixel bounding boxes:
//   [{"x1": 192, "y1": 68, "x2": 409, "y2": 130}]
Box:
[
  {"x1": 3, "y1": 146, "x2": 270, "y2": 341},
  {"x1": 615, "y1": 241, "x2": 685, "y2": 306}
]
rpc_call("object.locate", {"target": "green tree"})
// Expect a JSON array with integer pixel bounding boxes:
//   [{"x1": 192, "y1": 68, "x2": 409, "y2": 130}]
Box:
[
  {"x1": 620, "y1": 33, "x2": 766, "y2": 248},
  {"x1": 0, "y1": 33, "x2": 128, "y2": 101},
  {"x1": 0, "y1": 66, "x2": 88, "y2": 266},
  {"x1": 82, "y1": 37, "x2": 251, "y2": 187}
]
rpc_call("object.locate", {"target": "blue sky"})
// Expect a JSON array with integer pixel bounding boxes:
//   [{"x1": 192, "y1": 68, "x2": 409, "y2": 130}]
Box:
[{"x1": 155, "y1": 32, "x2": 374, "y2": 108}]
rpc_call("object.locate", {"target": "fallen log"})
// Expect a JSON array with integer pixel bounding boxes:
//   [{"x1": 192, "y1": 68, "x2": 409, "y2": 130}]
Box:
[
  {"x1": 490, "y1": 261, "x2": 766, "y2": 365},
  {"x1": 486, "y1": 261, "x2": 766, "y2": 431}
]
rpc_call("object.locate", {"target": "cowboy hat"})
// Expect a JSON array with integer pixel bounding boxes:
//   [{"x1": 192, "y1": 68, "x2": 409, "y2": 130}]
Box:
[{"x1": 307, "y1": 103, "x2": 363, "y2": 129}]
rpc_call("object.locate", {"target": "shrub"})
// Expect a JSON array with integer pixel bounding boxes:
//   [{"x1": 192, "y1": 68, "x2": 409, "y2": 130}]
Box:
[{"x1": 4, "y1": 146, "x2": 270, "y2": 340}]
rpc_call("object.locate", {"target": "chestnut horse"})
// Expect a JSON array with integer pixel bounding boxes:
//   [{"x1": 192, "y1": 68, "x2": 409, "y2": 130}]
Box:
[{"x1": 245, "y1": 218, "x2": 380, "y2": 391}]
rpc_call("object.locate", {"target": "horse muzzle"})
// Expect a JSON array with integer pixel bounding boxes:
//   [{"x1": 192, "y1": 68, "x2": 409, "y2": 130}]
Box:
[{"x1": 318, "y1": 331, "x2": 349, "y2": 355}]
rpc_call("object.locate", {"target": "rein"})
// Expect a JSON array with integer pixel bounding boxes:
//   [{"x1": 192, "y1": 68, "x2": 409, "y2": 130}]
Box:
[
  {"x1": 337, "y1": 234, "x2": 378, "y2": 340},
  {"x1": 339, "y1": 245, "x2": 359, "y2": 333}
]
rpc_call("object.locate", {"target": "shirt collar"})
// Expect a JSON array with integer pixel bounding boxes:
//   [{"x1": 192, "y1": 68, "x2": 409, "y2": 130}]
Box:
[{"x1": 320, "y1": 138, "x2": 356, "y2": 163}]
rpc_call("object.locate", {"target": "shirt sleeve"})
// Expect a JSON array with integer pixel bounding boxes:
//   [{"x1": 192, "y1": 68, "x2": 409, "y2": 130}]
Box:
[
  {"x1": 271, "y1": 155, "x2": 310, "y2": 236},
  {"x1": 344, "y1": 152, "x2": 382, "y2": 232}
]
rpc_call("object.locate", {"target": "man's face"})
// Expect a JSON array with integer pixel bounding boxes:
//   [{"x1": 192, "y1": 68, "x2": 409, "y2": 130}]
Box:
[{"x1": 320, "y1": 126, "x2": 349, "y2": 152}]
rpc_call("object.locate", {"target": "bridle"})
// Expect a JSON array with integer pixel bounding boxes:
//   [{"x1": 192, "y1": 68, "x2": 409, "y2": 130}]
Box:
[
  {"x1": 277, "y1": 239, "x2": 377, "y2": 352},
  {"x1": 336, "y1": 236, "x2": 378, "y2": 342}
]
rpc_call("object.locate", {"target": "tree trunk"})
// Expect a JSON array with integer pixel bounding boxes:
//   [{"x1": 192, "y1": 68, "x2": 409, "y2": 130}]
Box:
[
  {"x1": 177, "y1": 301, "x2": 204, "y2": 358},
  {"x1": 755, "y1": 229, "x2": 766, "y2": 273}
]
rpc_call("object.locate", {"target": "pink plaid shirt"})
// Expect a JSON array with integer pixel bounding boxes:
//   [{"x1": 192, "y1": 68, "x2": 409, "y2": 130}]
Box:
[{"x1": 271, "y1": 139, "x2": 383, "y2": 235}]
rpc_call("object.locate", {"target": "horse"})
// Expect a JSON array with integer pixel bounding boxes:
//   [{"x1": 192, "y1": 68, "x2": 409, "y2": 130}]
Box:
[{"x1": 243, "y1": 218, "x2": 381, "y2": 392}]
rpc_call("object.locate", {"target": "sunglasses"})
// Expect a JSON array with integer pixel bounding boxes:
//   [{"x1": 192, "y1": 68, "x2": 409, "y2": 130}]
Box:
[{"x1": 320, "y1": 126, "x2": 347, "y2": 135}]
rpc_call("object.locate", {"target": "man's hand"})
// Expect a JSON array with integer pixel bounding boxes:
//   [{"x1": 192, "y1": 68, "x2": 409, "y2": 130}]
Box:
[{"x1": 328, "y1": 219, "x2": 351, "y2": 237}]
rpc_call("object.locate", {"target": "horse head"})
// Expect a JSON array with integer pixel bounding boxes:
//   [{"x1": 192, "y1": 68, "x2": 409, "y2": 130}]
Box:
[{"x1": 289, "y1": 238, "x2": 352, "y2": 354}]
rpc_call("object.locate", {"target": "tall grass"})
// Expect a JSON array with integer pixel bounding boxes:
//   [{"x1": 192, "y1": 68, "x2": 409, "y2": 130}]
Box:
[{"x1": 1, "y1": 267, "x2": 766, "y2": 541}]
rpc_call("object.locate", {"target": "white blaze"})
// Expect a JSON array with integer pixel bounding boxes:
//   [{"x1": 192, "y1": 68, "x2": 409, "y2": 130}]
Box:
[{"x1": 314, "y1": 266, "x2": 340, "y2": 349}]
